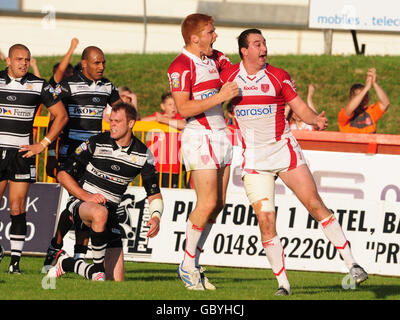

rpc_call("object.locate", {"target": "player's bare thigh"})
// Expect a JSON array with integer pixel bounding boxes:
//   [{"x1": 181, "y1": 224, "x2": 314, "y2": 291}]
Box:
[
  {"x1": 278, "y1": 164, "x2": 329, "y2": 221},
  {"x1": 8, "y1": 181, "x2": 30, "y2": 215},
  {"x1": 190, "y1": 166, "x2": 229, "y2": 226}
]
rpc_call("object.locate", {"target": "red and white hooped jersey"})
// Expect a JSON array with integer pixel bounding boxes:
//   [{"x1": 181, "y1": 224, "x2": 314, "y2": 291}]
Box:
[
  {"x1": 220, "y1": 62, "x2": 298, "y2": 148},
  {"x1": 167, "y1": 48, "x2": 231, "y2": 130}
]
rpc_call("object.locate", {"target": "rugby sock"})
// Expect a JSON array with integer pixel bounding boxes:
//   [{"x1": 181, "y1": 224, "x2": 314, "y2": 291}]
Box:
[
  {"x1": 194, "y1": 219, "x2": 215, "y2": 268},
  {"x1": 74, "y1": 229, "x2": 89, "y2": 260},
  {"x1": 320, "y1": 214, "x2": 356, "y2": 269},
  {"x1": 74, "y1": 244, "x2": 88, "y2": 261},
  {"x1": 182, "y1": 219, "x2": 204, "y2": 271},
  {"x1": 9, "y1": 213, "x2": 27, "y2": 266},
  {"x1": 263, "y1": 236, "x2": 291, "y2": 291},
  {"x1": 90, "y1": 230, "x2": 107, "y2": 272},
  {"x1": 61, "y1": 257, "x2": 97, "y2": 280}
]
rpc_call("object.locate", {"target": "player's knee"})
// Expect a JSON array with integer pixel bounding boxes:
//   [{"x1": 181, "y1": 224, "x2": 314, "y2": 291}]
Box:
[
  {"x1": 92, "y1": 206, "x2": 109, "y2": 227},
  {"x1": 252, "y1": 197, "x2": 275, "y2": 214},
  {"x1": 197, "y1": 199, "x2": 219, "y2": 215}
]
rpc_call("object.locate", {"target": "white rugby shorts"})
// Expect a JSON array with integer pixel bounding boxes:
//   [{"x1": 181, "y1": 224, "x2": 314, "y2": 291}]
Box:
[
  {"x1": 181, "y1": 127, "x2": 232, "y2": 171},
  {"x1": 241, "y1": 133, "x2": 306, "y2": 176},
  {"x1": 241, "y1": 134, "x2": 305, "y2": 207}
]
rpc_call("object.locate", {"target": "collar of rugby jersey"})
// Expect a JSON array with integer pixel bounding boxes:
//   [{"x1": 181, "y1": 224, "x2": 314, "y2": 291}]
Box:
[
  {"x1": 182, "y1": 47, "x2": 211, "y2": 64},
  {"x1": 239, "y1": 61, "x2": 268, "y2": 79},
  {"x1": 110, "y1": 134, "x2": 136, "y2": 155},
  {"x1": 1, "y1": 68, "x2": 29, "y2": 85},
  {"x1": 77, "y1": 70, "x2": 104, "y2": 86}
]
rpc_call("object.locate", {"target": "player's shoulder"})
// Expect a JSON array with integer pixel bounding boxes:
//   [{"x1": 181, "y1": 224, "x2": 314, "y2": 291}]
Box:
[
  {"x1": 25, "y1": 72, "x2": 46, "y2": 83},
  {"x1": 131, "y1": 135, "x2": 151, "y2": 155},
  {"x1": 168, "y1": 53, "x2": 191, "y2": 72},
  {"x1": 59, "y1": 72, "x2": 80, "y2": 86},
  {"x1": 265, "y1": 64, "x2": 291, "y2": 79},
  {"x1": 209, "y1": 49, "x2": 227, "y2": 60},
  {"x1": 100, "y1": 76, "x2": 114, "y2": 86},
  {"x1": 220, "y1": 62, "x2": 240, "y2": 82},
  {"x1": 88, "y1": 131, "x2": 110, "y2": 145}
]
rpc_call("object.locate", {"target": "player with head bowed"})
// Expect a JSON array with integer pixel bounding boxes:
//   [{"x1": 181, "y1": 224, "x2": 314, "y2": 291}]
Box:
[
  {"x1": 168, "y1": 13, "x2": 238, "y2": 290},
  {"x1": 220, "y1": 29, "x2": 368, "y2": 295}
]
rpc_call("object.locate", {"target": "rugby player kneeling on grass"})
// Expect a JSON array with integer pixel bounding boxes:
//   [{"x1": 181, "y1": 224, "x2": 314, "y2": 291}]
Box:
[{"x1": 47, "y1": 102, "x2": 163, "y2": 281}]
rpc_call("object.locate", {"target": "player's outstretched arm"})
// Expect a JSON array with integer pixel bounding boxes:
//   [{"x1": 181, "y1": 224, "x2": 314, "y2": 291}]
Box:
[{"x1": 287, "y1": 96, "x2": 328, "y2": 131}]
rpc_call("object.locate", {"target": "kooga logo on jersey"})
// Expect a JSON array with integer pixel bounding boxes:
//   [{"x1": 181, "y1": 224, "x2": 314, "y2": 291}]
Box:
[{"x1": 235, "y1": 105, "x2": 272, "y2": 118}]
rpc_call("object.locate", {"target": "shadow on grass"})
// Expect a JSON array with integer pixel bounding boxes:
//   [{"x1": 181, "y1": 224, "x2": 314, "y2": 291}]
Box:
[
  {"x1": 124, "y1": 267, "x2": 273, "y2": 286},
  {"x1": 292, "y1": 284, "x2": 400, "y2": 300}
]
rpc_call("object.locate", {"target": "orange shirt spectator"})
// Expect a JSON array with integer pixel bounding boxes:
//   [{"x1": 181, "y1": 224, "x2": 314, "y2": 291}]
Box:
[
  {"x1": 338, "y1": 68, "x2": 389, "y2": 134},
  {"x1": 338, "y1": 102, "x2": 384, "y2": 133}
]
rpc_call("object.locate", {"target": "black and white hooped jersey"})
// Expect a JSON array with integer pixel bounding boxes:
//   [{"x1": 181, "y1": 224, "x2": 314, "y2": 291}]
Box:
[
  {"x1": 58, "y1": 71, "x2": 120, "y2": 143},
  {"x1": 63, "y1": 132, "x2": 160, "y2": 206},
  {"x1": 0, "y1": 69, "x2": 59, "y2": 149}
]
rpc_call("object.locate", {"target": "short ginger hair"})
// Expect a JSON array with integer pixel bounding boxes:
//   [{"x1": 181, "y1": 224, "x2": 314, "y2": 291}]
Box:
[{"x1": 181, "y1": 13, "x2": 214, "y2": 45}]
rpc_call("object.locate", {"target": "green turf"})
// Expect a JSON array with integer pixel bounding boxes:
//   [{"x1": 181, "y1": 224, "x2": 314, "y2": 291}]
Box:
[{"x1": 0, "y1": 256, "x2": 399, "y2": 300}]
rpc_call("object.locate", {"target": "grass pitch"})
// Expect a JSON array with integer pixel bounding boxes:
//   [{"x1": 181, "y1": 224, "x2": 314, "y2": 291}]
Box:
[{"x1": 0, "y1": 255, "x2": 399, "y2": 301}]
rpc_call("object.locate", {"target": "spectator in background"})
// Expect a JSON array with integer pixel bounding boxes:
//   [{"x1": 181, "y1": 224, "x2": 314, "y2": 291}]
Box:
[
  {"x1": 119, "y1": 86, "x2": 138, "y2": 111},
  {"x1": 30, "y1": 57, "x2": 41, "y2": 78},
  {"x1": 142, "y1": 91, "x2": 187, "y2": 188},
  {"x1": 338, "y1": 68, "x2": 390, "y2": 133},
  {"x1": 104, "y1": 86, "x2": 140, "y2": 122},
  {"x1": 285, "y1": 84, "x2": 317, "y2": 131}
]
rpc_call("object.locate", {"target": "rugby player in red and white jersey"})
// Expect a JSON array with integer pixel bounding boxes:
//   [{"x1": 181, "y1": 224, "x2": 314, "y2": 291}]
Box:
[
  {"x1": 168, "y1": 13, "x2": 238, "y2": 291},
  {"x1": 220, "y1": 29, "x2": 368, "y2": 295}
]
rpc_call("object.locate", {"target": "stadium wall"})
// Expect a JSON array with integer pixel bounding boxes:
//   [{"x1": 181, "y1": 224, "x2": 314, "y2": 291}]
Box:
[{"x1": 1, "y1": 0, "x2": 400, "y2": 56}]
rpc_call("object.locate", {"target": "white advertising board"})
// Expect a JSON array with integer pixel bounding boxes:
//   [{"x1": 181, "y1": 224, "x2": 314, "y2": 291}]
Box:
[
  {"x1": 59, "y1": 148, "x2": 400, "y2": 276},
  {"x1": 309, "y1": 0, "x2": 400, "y2": 32}
]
